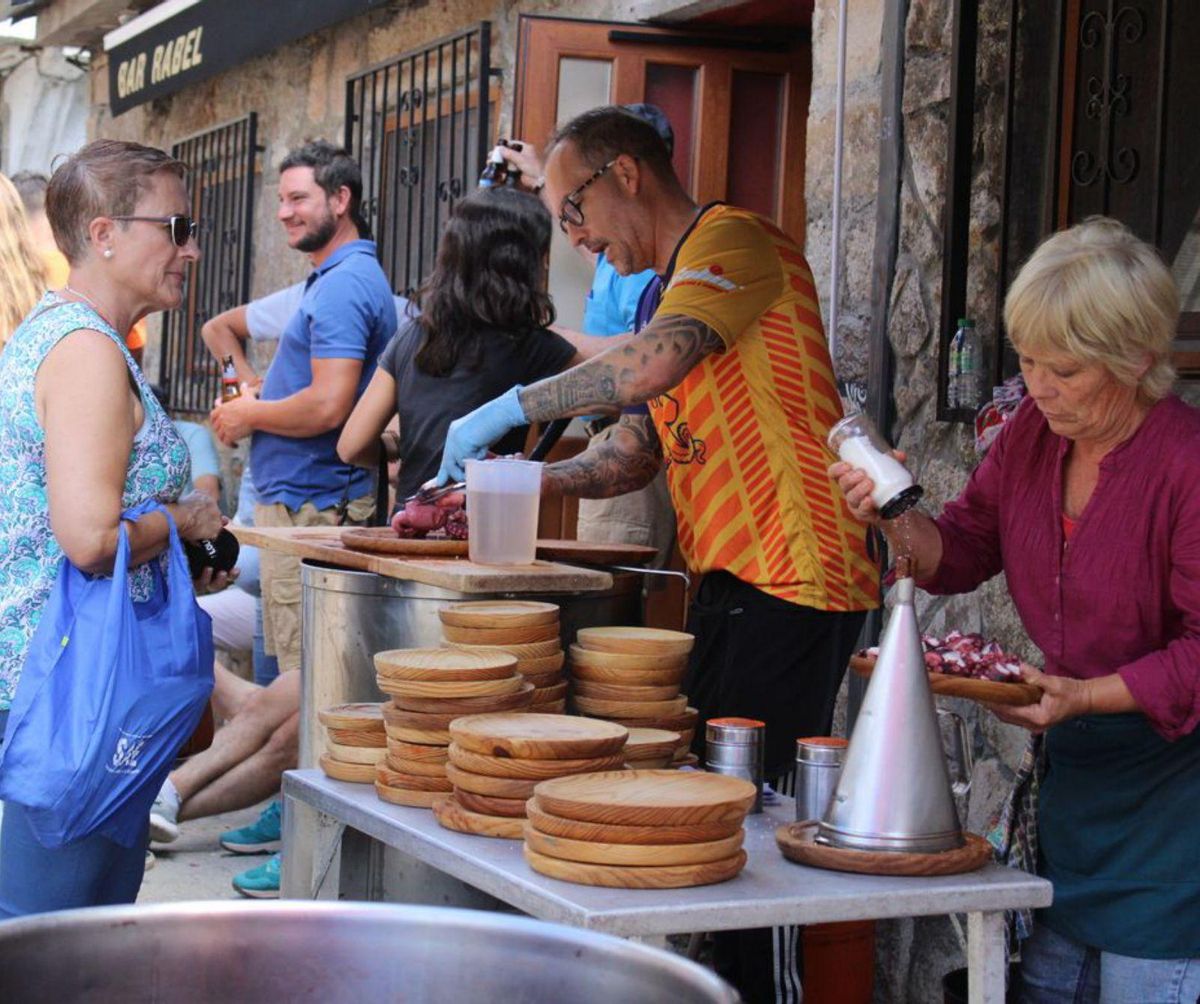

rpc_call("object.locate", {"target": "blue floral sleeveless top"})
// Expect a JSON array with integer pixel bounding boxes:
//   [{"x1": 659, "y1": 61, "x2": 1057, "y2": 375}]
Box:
[{"x1": 0, "y1": 293, "x2": 191, "y2": 710}]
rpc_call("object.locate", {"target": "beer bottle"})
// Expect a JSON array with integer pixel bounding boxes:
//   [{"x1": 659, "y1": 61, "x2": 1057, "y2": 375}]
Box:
[
  {"x1": 479, "y1": 141, "x2": 522, "y2": 189},
  {"x1": 220, "y1": 355, "x2": 241, "y2": 403}
]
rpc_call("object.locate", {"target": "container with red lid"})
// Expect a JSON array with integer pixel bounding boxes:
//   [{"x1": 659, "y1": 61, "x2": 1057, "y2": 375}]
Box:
[{"x1": 705, "y1": 717, "x2": 764, "y2": 813}]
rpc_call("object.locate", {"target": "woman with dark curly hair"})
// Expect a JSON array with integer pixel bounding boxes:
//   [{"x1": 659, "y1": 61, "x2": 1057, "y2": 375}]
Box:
[{"x1": 338, "y1": 186, "x2": 591, "y2": 499}]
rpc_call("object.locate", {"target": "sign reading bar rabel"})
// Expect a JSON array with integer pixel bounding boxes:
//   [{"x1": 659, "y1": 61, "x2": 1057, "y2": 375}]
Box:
[{"x1": 106, "y1": 0, "x2": 390, "y2": 117}]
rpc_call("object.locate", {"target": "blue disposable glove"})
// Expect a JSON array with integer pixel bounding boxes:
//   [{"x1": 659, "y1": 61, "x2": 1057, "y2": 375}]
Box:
[{"x1": 435, "y1": 385, "x2": 528, "y2": 485}]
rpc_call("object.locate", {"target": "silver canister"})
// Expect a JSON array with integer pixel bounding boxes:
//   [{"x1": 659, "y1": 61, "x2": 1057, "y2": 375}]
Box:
[
  {"x1": 705, "y1": 718, "x2": 764, "y2": 813},
  {"x1": 795, "y1": 737, "x2": 848, "y2": 822}
]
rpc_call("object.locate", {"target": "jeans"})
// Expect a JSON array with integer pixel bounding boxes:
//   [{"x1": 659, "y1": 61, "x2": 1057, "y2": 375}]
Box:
[
  {"x1": 1019, "y1": 922, "x2": 1200, "y2": 1004},
  {"x1": 252, "y1": 599, "x2": 279, "y2": 687}
]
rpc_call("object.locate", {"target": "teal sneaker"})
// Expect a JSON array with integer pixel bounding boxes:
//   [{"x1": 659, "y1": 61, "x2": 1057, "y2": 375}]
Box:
[
  {"x1": 219, "y1": 800, "x2": 281, "y2": 854},
  {"x1": 232, "y1": 853, "x2": 280, "y2": 899}
]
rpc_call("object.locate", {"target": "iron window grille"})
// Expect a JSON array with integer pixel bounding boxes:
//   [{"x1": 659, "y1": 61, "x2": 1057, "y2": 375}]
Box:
[
  {"x1": 160, "y1": 113, "x2": 258, "y2": 415},
  {"x1": 345, "y1": 22, "x2": 493, "y2": 298}
]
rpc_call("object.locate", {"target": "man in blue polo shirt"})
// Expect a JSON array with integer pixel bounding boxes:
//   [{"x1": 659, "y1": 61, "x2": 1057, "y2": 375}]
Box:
[{"x1": 210, "y1": 140, "x2": 395, "y2": 676}]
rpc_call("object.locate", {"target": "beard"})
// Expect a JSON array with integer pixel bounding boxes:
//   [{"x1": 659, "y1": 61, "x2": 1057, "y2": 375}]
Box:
[{"x1": 294, "y1": 207, "x2": 338, "y2": 253}]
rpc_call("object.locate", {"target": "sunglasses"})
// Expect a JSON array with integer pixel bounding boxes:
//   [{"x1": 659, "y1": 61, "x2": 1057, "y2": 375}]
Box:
[
  {"x1": 558, "y1": 159, "x2": 618, "y2": 234},
  {"x1": 110, "y1": 214, "x2": 198, "y2": 247}
]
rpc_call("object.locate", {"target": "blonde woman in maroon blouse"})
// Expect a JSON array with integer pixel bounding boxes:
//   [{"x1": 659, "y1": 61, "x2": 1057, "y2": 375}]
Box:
[{"x1": 832, "y1": 217, "x2": 1200, "y2": 1003}]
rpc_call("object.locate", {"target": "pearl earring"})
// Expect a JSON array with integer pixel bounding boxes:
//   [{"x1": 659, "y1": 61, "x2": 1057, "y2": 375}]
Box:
[{"x1": 103, "y1": 249, "x2": 113, "y2": 259}]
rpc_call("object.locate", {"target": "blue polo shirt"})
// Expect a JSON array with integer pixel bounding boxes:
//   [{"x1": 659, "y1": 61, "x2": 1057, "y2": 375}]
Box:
[
  {"x1": 582, "y1": 256, "x2": 656, "y2": 337},
  {"x1": 251, "y1": 239, "x2": 396, "y2": 511}
]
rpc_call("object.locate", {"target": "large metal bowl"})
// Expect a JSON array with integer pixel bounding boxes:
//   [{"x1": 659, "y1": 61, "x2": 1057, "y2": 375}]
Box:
[{"x1": 0, "y1": 900, "x2": 739, "y2": 1003}]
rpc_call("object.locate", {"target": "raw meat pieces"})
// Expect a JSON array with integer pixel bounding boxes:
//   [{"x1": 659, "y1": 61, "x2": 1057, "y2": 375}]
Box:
[
  {"x1": 857, "y1": 630, "x2": 1022, "y2": 682},
  {"x1": 390, "y1": 493, "x2": 468, "y2": 540}
]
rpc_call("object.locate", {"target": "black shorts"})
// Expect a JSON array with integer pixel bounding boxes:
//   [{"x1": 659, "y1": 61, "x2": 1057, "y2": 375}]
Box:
[{"x1": 684, "y1": 571, "x2": 867, "y2": 779}]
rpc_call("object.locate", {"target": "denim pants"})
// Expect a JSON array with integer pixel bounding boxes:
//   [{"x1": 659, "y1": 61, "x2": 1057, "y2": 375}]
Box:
[{"x1": 1019, "y1": 922, "x2": 1200, "y2": 1004}]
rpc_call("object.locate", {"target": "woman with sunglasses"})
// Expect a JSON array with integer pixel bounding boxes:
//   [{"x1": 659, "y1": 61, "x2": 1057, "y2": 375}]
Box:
[{"x1": 0, "y1": 140, "x2": 226, "y2": 916}]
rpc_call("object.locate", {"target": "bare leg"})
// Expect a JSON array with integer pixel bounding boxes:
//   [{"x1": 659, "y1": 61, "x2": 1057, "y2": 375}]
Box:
[
  {"x1": 180, "y1": 711, "x2": 299, "y2": 820},
  {"x1": 170, "y1": 671, "x2": 300, "y2": 803},
  {"x1": 211, "y1": 661, "x2": 259, "y2": 723}
]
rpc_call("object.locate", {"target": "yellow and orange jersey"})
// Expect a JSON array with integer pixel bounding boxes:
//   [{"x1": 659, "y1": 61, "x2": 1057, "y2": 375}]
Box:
[{"x1": 646, "y1": 205, "x2": 879, "y2": 612}]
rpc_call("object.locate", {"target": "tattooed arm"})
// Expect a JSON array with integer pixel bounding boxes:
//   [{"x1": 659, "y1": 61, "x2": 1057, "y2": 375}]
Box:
[
  {"x1": 542, "y1": 414, "x2": 663, "y2": 499},
  {"x1": 519, "y1": 313, "x2": 725, "y2": 423}
]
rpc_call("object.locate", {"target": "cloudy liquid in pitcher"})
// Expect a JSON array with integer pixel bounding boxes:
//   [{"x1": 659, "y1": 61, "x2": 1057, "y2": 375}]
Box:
[{"x1": 467, "y1": 489, "x2": 540, "y2": 565}]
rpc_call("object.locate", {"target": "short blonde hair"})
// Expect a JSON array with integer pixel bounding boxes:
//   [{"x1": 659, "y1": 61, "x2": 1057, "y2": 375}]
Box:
[
  {"x1": 0, "y1": 173, "x2": 47, "y2": 349},
  {"x1": 1004, "y1": 216, "x2": 1179, "y2": 401}
]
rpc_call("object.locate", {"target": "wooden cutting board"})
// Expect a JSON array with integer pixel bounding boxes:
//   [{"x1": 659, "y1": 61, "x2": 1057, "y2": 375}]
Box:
[
  {"x1": 387, "y1": 738, "x2": 451, "y2": 762},
  {"x1": 622, "y1": 728, "x2": 683, "y2": 760},
  {"x1": 317, "y1": 703, "x2": 386, "y2": 732},
  {"x1": 572, "y1": 680, "x2": 681, "y2": 702},
  {"x1": 341, "y1": 527, "x2": 468, "y2": 557},
  {"x1": 326, "y1": 727, "x2": 388, "y2": 748},
  {"x1": 432, "y1": 795, "x2": 525, "y2": 839},
  {"x1": 533, "y1": 770, "x2": 756, "y2": 826},
  {"x1": 612, "y1": 707, "x2": 699, "y2": 732},
  {"x1": 376, "y1": 674, "x2": 524, "y2": 700},
  {"x1": 453, "y1": 787, "x2": 530, "y2": 818},
  {"x1": 576, "y1": 627, "x2": 695, "y2": 658},
  {"x1": 385, "y1": 754, "x2": 449, "y2": 778},
  {"x1": 524, "y1": 824, "x2": 745, "y2": 866},
  {"x1": 439, "y1": 601, "x2": 560, "y2": 629},
  {"x1": 569, "y1": 661, "x2": 689, "y2": 686},
  {"x1": 384, "y1": 724, "x2": 452, "y2": 745},
  {"x1": 447, "y1": 743, "x2": 627, "y2": 780},
  {"x1": 374, "y1": 648, "x2": 518, "y2": 682},
  {"x1": 383, "y1": 680, "x2": 535, "y2": 714},
  {"x1": 533, "y1": 539, "x2": 657, "y2": 565},
  {"x1": 445, "y1": 763, "x2": 542, "y2": 799},
  {"x1": 449, "y1": 712, "x2": 629, "y2": 760},
  {"x1": 516, "y1": 653, "x2": 567, "y2": 674},
  {"x1": 383, "y1": 704, "x2": 462, "y2": 729},
  {"x1": 376, "y1": 764, "x2": 453, "y2": 792},
  {"x1": 523, "y1": 846, "x2": 747, "y2": 889},
  {"x1": 849, "y1": 655, "x2": 1042, "y2": 707},
  {"x1": 573, "y1": 695, "x2": 688, "y2": 718},
  {"x1": 524, "y1": 670, "x2": 566, "y2": 689},
  {"x1": 529, "y1": 681, "x2": 568, "y2": 702},
  {"x1": 568, "y1": 644, "x2": 688, "y2": 674},
  {"x1": 442, "y1": 622, "x2": 561, "y2": 646},
  {"x1": 374, "y1": 781, "x2": 443, "y2": 808},
  {"x1": 525, "y1": 800, "x2": 744, "y2": 845},
  {"x1": 447, "y1": 638, "x2": 563, "y2": 659},
  {"x1": 318, "y1": 753, "x2": 375, "y2": 784},
  {"x1": 231, "y1": 526, "x2": 612, "y2": 594},
  {"x1": 324, "y1": 741, "x2": 388, "y2": 766}
]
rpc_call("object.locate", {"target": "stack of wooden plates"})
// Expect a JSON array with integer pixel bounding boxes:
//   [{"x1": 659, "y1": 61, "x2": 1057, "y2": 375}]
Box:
[
  {"x1": 372, "y1": 647, "x2": 533, "y2": 808},
  {"x1": 568, "y1": 628, "x2": 697, "y2": 763},
  {"x1": 317, "y1": 703, "x2": 386, "y2": 784},
  {"x1": 622, "y1": 727, "x2": 683, "y2": 769},
  {"x1": 523, "y1": 769, "x2": 755, "y2": 888},
  {"x1": 432, "y1": 712, "x2": 629, "y2": 840},
  {"x1": 440, "y1": 602, "x2": 566, "y2": 713}
]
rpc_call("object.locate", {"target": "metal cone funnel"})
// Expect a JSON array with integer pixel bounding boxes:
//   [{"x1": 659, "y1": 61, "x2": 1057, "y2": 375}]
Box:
[{"x1": 816, "y1": 574, "x2": 964, "y2": 853}]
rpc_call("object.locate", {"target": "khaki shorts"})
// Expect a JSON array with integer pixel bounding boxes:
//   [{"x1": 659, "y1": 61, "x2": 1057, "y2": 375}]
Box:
[{"x1": 256, "y1": 496, "x2": 375, "y2": 673}]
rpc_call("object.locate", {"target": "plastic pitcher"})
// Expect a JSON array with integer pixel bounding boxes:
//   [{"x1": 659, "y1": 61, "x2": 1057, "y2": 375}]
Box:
[{"x1": 465, "y1": 458, "x2": 544, "y2": 565}]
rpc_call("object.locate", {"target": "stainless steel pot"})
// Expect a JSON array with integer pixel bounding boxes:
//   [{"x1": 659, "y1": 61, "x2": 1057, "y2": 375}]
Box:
[
  {"x1": 0, "y1": 901, "x2": 739, "y2": 1003},
  {"x1": 300, "y1": 562, "x2": 642, "y2": 767}
]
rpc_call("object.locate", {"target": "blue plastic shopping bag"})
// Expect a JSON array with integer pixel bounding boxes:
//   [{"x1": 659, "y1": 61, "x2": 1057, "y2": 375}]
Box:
[{"x1": 0, "y1": 500, "x2": 214, "y2": 848}]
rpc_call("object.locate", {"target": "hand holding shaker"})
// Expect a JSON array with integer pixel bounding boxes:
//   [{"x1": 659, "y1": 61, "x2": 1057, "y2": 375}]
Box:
[{"x1": 827, "y1": 411, "x2": 923, "y2": 519}]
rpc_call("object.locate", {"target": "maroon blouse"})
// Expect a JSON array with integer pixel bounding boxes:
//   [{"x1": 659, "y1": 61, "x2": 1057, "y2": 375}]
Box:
[{"x1": 920, "y1": 394, "x2": 1200, "y2": 740}]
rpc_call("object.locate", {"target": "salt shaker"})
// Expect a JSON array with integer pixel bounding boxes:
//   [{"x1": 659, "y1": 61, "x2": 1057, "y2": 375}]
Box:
[
  {"x1": 795, "y1": 737, "x2": 848, "y2": 822},
  {"x1": 827, "y1": 412, "x2": 923, "y2": 519},
  {"x1": 705, "y1": 717, "x2": 765, "y2": 813}
]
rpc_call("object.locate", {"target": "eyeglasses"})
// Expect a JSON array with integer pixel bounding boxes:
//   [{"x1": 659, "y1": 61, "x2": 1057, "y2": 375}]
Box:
[
  {"x1": 110, "y1": 214, "x2": 198, "y2": 247},
  {"x1": 558, "y1": 159, "x2": 617, "y2": 234}
]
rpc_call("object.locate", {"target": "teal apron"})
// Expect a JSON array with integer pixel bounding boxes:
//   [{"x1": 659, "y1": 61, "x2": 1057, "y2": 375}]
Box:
[{"x1": 1039, "y1": 713, "x2": 1200, "y2": 959}]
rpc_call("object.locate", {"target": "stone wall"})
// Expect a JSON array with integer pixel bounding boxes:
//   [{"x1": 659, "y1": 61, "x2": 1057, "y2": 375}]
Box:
[{"x1": 0, "y1": 47, "x2": 88, "y2": 174}]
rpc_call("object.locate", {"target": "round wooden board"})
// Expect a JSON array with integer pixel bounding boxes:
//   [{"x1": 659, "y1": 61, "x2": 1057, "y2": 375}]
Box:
[
  {"x1": 534, "y1": 769, "x2": 756, "y2": 826},
  {"x1": 438, "y1": 601, "x2": 560, "y2": 629},
  {"x1": 776, "y1": 821, "x2": 994, "y2": 876},
  {"x1": 568, "y1": 645, "x2": 688, "y2": 675},
  {"x1": 377, "y1": 673, "x2": 524, "y2": 700},
  {"x1": 573, "y1": 680, "x2": 681, "y2": 702},
  {"x1": 442, "y1": 622, "x2": 560, "y2": 646},
  {"x1": 529, "y1": 680, "x2": 568, "y2": 703},
  {"x1": 386, "y1": 680, "x2": 536, "y2": 715},
  {"x1": 375, "y1": 647, "x2": 518, "y2": 682},
  {"x1": 848, "y1": 655, "x2": 1041, "y2": 707},
  {"x1": 625, "y1": 754, "x2": 676, "y2": 769},
  {"x1": 453, "y1": 787, "x2": 529, "y2": 818},
  {"x1": 447, "y1": 638, "x2": 563, "y2": 659},
  {"x1": 523, "y1": 670, "x2": 566, "y2": 691},
  {"x1": 613, "y1": 707, "x2": 699, "y2": 733},
  {"x1": 525, "y1": 800, "x2": 744, "y2": 845},
  {"x1": 327, "y1": 727, "x2": 388, "y2": 748},
  {"x1": 574, "y1": 695, "x2": 688, "y2": 719},
  {"x1": 450, "y1": 712, "x2": 629, "y2": 760},
  {"x1": 445, "y1": 763, "x2": 541, "y2": 799},
  {"x1": 374, "y1": 781, "x2": 443, "y2": 808},
  {"x1": 383, "y1": 704, "x2": 460, "y2": 729},
  {"x1": 516, "y1": 652, "x2": 566, "y2": 674},
  {"x1": 341, "y1": 527, "x2": 468, "y2": 557},
  {"x1": 386, "y1": 738, "x2": 450, "y2": 762},
  {"x1": 448, "y1": 743, "x2": 627, "y2": 780},
  {"x1": 324, "y1": 741, "x2": 387, "y2": 766},
  {"x1": 524, "y1": 824, "x2": 744, "y2": 867},
  {"x1": 317, "y1": 703, "x2": 386, "y2": 732},
  {"x1": 376, "y1": 764, "x2": 453, "y2": 792},
  {"x1": 534, "y1": 539, "x2": 657, "y2": 566},
  {"x1": 524, "y1": 846, "x2": 746, "y2": 889},
  {"x1": 674, "y1": 753, "x2": 701, "y2": 769},
  {"x1": 384, "y1": 724, "x2": 452, "y2": 745},
  {"x1": 535, "y1": 700, "x2": 567, "y2": 714},
  {"x1": 385, "y1": 754, "x2": 449, "y2": 778},
  {"x1": 318, "y1": 753, "x2": 375, "y2": 784},
  {"x1": 623, "y1": 728, "x2": 683, "y2": 760},
  {"x1": 432, "y1": 795, "x2": 525, "y2": 839},
  {"x1": 576, "y1": 627, "x2": 695, "y2": 658}
]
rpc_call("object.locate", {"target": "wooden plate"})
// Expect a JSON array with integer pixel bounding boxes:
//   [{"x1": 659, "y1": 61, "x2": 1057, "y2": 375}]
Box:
[
  {"x1": 524, "y1": 846, "x2": 746, "y2": 889},
  {"x1": 776, "y1": 821, "x2": 995, "y2": 876},
  {"x1": 623, "y1": 728, "x2": 682, "y2": 760},
  {"x1": 317, "y1": 703, "x2": 385, "y2": 732},
  {"x1": 442, "y1": 623, "x2": 561, "y2": 646},
  {"x1": 326, "y1": 727, "x2": 388, "y2": 748},
  {"x1": 848, "y1": 655, "x2": 1041, "y2": 707},
  {"x1": 445, "y1": 764, "x2": 541, "y2": 799},
  {"x1": 535, "y1": 700, "x2": 567, "y2": 714},
  {"x1": 516, "y1": 652, "x2": 566, "y2": 674},
  {"x1": 325, "y1": 741, "x2": 388, "y2": 766},
  {"x1": 383, "y1": 704, "x2": 460, "y2": 729},
  {"x1": 318, "y1": 753, "x2": 375, "y2": 784},
  {"x1": 524, "y1": 825, "x2": 745, "y2": 867},
  {"x1": 386, "y1": 738, "x2": 450, "y2": 762},
  {"x1": 534, "y1": 770, "x2": 756, "y2": 826},
  {"x1": 568, "y1": 645, "x2": 688, "y2": 675},
  {"x1": 375, "y1": 764, "x2": 454, "y2": 792},
  {"x1": 453, "y1": 788, "x2": 529, "y2": 818},
  {"x1": 342, "y1": 527, "x2": 468, "y2": 557},
  {"x1": 385, "y1": 754, "x2": 449, "y2": 777},
  {"x1": 573, "y1": 680, "x2": 681, "y2": 702},
  {"x1": 625, "y1": 754, "x2": 675, "y2": 768},
  {"x1": 447, "y1": 743, "x2": 627, "y2": 780},
  {"x1": 447, "y1": 638, "x2": 563, "y2": 659},
  {"x1": 384, "y1": 724, "x2": 452, "y2": 745},
  {"x1": 450, "y1": 712, "x2": 629, "y2": 760},
  {"x1": 534, "y1": 539, "x2": 657, "y2": 566},
  {"x1": 374, "y1": 781, "x2": 444, "y2": 808},
  {"x1": 386, "y1": 681, "x2": 536, "y2": 715},
  {"x1": 613, "y1": 707, "x2": 699, "y2": 732},
  {"x1": 523, "y1": 670, "x2": 566, "y2": 690},
  {"x1": 376, "y1": 674, "x2": 524, "y2": 700},
  {"x1": 576, "y1": 627, "x2": 695, "y2": 658},
  {"x1": 438, "y1": 601, "x2": 560, "y2": 629},
  {"x1": 432, "y1": 795, "x2": 525, "y2": 839},
  {"x1": 574, "y1": 695, "x2": 688, "y2": 718},
  {"x1": 526, "y1": 800, "x2": 744, "y2": 845},
  {"x1": 374, "y1": 648, "x2": 518, "y2": 683},
  {"x1": 568, "y1": 662, "x2": 689, "y2": 686},
  {"x1": 529, "y1": 681, "x2": 569, "y2": 704}
]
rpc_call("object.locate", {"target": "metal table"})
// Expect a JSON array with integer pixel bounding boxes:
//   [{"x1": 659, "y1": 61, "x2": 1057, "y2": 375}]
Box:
[{"x1": 282, "y1": 770, "x2": 1051, "y2": 1003}]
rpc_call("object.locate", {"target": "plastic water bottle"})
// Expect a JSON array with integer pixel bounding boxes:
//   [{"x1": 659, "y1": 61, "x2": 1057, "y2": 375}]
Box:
[{"x1": 956, "y1": 318, "x2": 981, "y2": 410}]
